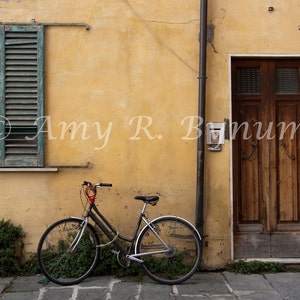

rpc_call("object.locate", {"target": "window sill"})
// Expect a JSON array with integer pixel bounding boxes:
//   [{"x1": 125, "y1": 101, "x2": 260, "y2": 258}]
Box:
[{"x1": 0, "y1": 167, "x2": 58, "y2": 172}]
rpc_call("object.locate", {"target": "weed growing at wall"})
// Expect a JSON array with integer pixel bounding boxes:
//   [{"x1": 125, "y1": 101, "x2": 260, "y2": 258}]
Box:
[
  {"x1": 0, "y1": 219, "x2": 25, "y2": 276},
  {"x1": 226, "y1": 260, "x2": 286, "y2": 274}
]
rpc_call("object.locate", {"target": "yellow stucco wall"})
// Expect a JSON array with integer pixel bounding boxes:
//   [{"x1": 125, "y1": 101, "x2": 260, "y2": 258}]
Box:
[
  {"x1": 0, "y1": 0, "x2": 207, "y2": 264},
  {"x1": 1, "y1": 0, "x2": 299, "y2": 270}
]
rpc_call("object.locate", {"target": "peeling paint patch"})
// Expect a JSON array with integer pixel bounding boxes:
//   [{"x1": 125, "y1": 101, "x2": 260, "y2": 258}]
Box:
[{"x1": 207, "y1": 23, "x2": 218, "y2": 53}]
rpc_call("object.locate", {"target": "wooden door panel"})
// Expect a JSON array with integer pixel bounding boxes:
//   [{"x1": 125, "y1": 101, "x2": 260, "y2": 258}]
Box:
[
  {"x1": 238, "y1": 104, "x2": 260, "y2": 223},
  {"x1": 276, "y1": 104, "x2": 299, "y2": 224}
]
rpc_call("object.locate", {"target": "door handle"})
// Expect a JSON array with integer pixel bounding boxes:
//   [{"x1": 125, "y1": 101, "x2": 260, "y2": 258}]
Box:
[
  {"x1": 242, "y1": 142, "x2": 257, "y2": 160},
  {"x1": 280, "y1": 142, "x2": 295, "y2": 160}
]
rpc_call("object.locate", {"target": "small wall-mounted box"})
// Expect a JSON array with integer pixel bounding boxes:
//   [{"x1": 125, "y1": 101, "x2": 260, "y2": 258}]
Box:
[
  {"x1": 206, "y1": 122, "x2": 225, "y2": 145},
  {"x1": 206, "y1": 122, "x2": 225, "y2": 152}
]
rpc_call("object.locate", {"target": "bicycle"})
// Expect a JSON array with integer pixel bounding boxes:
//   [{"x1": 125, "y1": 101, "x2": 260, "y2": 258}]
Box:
[{"x1": 37, "y1": 181, "x2": 202, "y2": 286}]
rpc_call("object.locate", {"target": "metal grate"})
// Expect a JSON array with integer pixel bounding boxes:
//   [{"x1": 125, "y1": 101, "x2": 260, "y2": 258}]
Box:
[
  {"x1": 236, "y1": 67, "x2": 261, "y2": 94},
  {"x1": 276, "y1": 68, "x2": 299, "y2": 94}
]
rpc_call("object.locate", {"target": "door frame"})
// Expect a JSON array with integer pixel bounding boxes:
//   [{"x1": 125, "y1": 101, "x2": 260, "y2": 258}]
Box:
[{"x1": 228, "y1": 54, "x2": 300, "y2": 261}]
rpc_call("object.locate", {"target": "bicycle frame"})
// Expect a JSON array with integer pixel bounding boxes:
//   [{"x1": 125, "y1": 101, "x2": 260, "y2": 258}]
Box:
[{"x1": 77, "y1": 200, "x2": 171, "y2": 264}]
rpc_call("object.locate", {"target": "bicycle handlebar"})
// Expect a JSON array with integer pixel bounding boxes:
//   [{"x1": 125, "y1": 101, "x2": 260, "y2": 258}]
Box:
[
  {"x1": 82, "y1": 181, "x2": 112, "y2": 204},
  {"x1": 83, "y1": 181, "x2": 112, "y2": 188}
]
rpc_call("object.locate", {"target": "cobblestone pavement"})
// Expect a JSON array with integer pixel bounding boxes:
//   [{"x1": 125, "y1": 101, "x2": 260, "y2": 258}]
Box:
[{"x1": 1, "y1": 272, "x2": 300, "y2": 299}]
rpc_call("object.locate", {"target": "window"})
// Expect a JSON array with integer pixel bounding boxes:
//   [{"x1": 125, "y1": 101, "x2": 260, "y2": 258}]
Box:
[
  {"x1": 275, "y1": 67, "x2": 299, "y2": 94},
  {"x1": 0, "y1": 25, "x2": 44, "y2": 167},
  {"x1": 236, "y1": 67, "x2": 261, "y2": 94}
]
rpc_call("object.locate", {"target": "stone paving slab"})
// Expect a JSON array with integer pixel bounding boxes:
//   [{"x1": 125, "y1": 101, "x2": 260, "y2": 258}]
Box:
[
  {"x1": 1, "y1": 272, "x2": 300, "y2": 299},
  {"x1": 0, "y1": 278, "x2": 13, "y2": 295},
  {"x1": 110, "y1": 281, "x2": 140, "y2": 300},
  {"x1": 223, "y1": 272, "x2": 282, "y2": 300},
  {"x1": 10, "y1": 275, "x2": 47, "y2": 292},
  {"x1": 1, "y1": 291, "x2": 40, "y2": 300},
  {"x1": 139, "y1": 283, "x2": 172, "y2": 300},
  {"x1": 178, "y1": 273, "x2": 234, "y2": 299},
  {"x1": 265, "y1": 273, "x2": 300, "y2": 300}
]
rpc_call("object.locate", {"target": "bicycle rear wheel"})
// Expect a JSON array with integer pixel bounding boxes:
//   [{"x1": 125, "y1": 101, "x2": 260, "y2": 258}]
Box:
[
  {"x1": 37, "y1": 218, "x2": 100, "y2": 286},
  {"x1": 136, "y1": 216, "x2": 202, "y2": 285}
]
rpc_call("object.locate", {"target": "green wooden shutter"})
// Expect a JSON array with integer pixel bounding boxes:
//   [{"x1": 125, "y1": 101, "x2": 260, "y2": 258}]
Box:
[{"x1": 0, "y1": 25, "x2": 44, "y2": 167}]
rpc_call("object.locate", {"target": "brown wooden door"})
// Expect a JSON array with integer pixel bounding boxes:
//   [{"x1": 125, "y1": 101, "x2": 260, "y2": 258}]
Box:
[{"x1": 232, "y1": 58, "x2": 300, "y2": 258}]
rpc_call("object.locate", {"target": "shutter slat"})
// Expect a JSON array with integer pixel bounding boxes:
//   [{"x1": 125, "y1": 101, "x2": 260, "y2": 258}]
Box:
[
  {"x1": 5, "y1": 39, "x2": 37, "y2": 46},
  {"x1": 6, "y1": 72, "x2": 37, "y2": 76},
  {"x1": 6, "y1": 44, "x2": 37, "y2": 49},
  {"x1": 6, "y1": 95, "x2": 37, "y2": 99},
  {"x1": 6, "y1": 83, "x2": 37, "y2": 87},
  {"x1": 6, "y1": 66, "x2": 37, "y2": 71},
  {"x1": 6, "y1": 111, "x2": 37, "y2": 115},
  {"x1": 6, "y1": 57, "x2": 36, "y2": 67},
  {"x1": 6, "y1": 99, "x2": 37, "y2": 104},
  {"x1": 6, "y1": 32, "x2": 37, "y2": 36},
  {"x1": 6, "y1": 49, "x2": 37, "y2": 54},
  {"x1": 6, "y1": 53, "x2": 37, "y2": 58},
  {"x1": 6, "y1": 88, "x2": 37, "y2": 93},
  {"x1": 6, "y1": 77, "x2": 37, "y2": 81}
]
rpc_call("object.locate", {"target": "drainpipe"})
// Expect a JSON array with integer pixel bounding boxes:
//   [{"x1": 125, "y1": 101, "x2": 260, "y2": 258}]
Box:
[{"x1": 196, "y1": 0, "x2": 208, "y2": 240}]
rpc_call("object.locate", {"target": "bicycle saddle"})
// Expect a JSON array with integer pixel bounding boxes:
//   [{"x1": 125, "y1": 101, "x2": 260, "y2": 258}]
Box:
[{"x1": 134, "y1": 195, "x2": 159, "y2": 205}]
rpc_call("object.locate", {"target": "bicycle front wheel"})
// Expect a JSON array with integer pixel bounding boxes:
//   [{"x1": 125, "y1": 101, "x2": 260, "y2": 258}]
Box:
[
  {"x1": 37, "y1": 218, "x2": 100, "y2": 286},
  {"x1": 136, "y1": 216, "x2": 202, "y2": 285}
]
